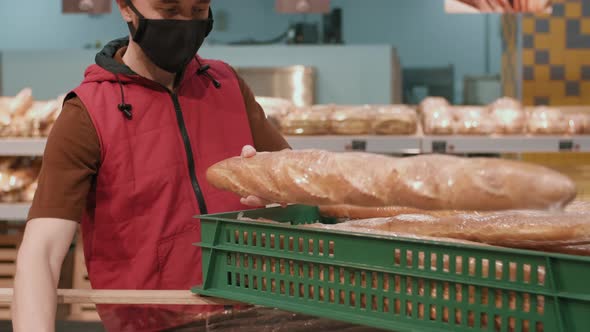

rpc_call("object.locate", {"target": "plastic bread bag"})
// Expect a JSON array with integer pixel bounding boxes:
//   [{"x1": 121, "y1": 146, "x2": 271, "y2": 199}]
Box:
[
  {"x1": 255, "y1": 96, "x2": 295, "y2": 130},
  {"x1": 565, "y1": 200, "x2": 590, "y2": 213},
  {"x1": 206, "y1": 151, "x2": 576, "y2": 211},
  {"x1": 453, "y1": 106, "x2": 494, "y2": 135},
  {"x1": 280, "y1": 105, "x2": 333, "y2": 135},
  {"x1": 371, "y1": 105, "x2": 418, "y2": 135},
  {"x1": 319, "y1": 205, "x2": 462, "y2": 219},
  {"x1": 527, "y1": 106, "x2": 568, "y2": 135},
  {"x1": 0, "y1": 88, "x2": 34, "y2": 116},
  {"x1": 422, "y1": 104, "x2": 454, "y2": 135},
  {"x1": 329, "y1": 105, "x2": 373, "y2": 135},
  {"x1": 565, "y1": 112, "x2": 590, "y2": 135},
  {"x1": 489, "y1": 97, "x2": 526, "y2": 134},
  {"x1": 418, "y1": 97, "x2": 449, "y2": 114},
  {"x1": 26, "y1": 100, "x2": 60, "y2": 137}
]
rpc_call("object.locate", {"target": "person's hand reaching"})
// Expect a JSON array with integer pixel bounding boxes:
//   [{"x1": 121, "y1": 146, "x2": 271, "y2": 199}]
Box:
[{"x1": 239, "y1": 145, "x2": 287, "y2": 207}]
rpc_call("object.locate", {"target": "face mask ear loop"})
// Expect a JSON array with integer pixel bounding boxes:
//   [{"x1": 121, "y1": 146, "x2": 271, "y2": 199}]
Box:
[{"x1": 125, "y1": 0, "x2": 146, "y2": 40}]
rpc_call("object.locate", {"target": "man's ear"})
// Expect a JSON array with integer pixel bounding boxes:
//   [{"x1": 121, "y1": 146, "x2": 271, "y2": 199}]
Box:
[{"x1": 116, "y1": 0, "x2": 133, "y2": 23}]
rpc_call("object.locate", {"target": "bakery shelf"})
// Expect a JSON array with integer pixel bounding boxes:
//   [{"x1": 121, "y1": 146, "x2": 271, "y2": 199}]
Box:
[
  {"x1": 0, "y1": 138, "x2": 46, "y2": 156},
  {"x1": 421, "y1": 135, "x2": 590, "y2": 154},
  {"x1": 0, "y1": 136, "x2": 589, "y2": 157},
  {"x1": 285, "y1": 135, "x2": 422, "y2": 154},
  {"x1": 0, "y1": 203, "x2": 30, "y2": 221}
]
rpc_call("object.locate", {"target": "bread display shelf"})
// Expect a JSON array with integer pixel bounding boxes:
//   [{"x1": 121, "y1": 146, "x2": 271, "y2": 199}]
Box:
[
  {"x1": 0, "y1": 203, "x2": 31, "y2": 221},
  {"x1": 421, "y1": 135, "x2": 590, "y2": 153},
  {"x1": 0, "y1": 137, "x2": 589, "y2": 157},
  {"x1": 285, "y1": 135, "x2": 422, "y2": 154},
  {"x1": 0, "y1": 138, "x2": 46, "y2": 156}
]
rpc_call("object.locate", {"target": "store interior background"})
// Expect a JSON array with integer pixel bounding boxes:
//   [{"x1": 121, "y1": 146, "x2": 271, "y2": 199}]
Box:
[
  {"x1": 0, "y1": 0, "x2": 503, "y2": 104},
  {"x1": 1, "y1": 0, "x2": 590, "y2": 331}
]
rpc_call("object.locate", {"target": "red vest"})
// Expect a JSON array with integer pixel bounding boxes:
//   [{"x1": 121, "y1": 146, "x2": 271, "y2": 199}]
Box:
[{"x1": 73, "y1": 55, "x2": 253, "y2": 331}]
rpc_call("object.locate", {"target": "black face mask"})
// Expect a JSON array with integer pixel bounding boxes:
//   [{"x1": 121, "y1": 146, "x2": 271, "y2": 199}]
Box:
[{"x1": 125, "y1": 0, "x2": 213, "y2": 73}]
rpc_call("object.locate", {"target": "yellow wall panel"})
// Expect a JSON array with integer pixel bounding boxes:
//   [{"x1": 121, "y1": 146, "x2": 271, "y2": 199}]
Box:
[
  {"x1": 565, "y1": 62, "x2": 582, "y2": 80},
  {"x1": 550, "y1": 50, "x2": 566, "y2": 64},
  {"x1": 534, "y1": 66, "x2": 550, "y2": 81},
  {"x1": 582, "y1": 20, "x2": 590, "y2": 34},
  {"x1": 522, "y1": 49, "x2": 535, "y2": 66},
  {"x1": 522, "y1": 17, "x2": 535, "y2": 34},
  {"x1": 565, "y1": 2, "x2": 582, "y2": 17},
  {"x1": 534, "y1": 34, "x2": 552, "y2": 49}
]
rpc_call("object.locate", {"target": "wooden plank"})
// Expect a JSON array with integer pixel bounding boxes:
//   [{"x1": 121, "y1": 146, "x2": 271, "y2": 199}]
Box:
[
  {"x1": 0, "y1": 289, "x2": 240, "y2": 305},
  {"x1": 0, "y1": 279, "x2": 13, "y2": 288},
  {"x1": 0, "y1": 248, "x2": 17, "y2": 261},
  {"x1": 0, "y1": 264, "x2": 16, "y2": 276}
]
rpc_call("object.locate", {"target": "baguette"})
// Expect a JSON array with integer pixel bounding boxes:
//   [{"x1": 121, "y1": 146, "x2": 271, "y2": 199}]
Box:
[
  {"x1": 319, "y1": 205, "x2": 462, "y2": 219},
  {"x1": 337, "y1": 211, "x2": 590, "y2": 248},
  {"x1": 206, "y1": 150, "x2": 576, "y2": 211}
]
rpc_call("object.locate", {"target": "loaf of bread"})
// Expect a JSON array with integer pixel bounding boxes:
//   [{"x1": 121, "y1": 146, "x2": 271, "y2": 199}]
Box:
[
  {"x1": 422, "y1": 105, "x2": 454, "y2": 135},
  {"x1": 0, "y1": 88, "x2": 33, "y2": 116},
  {"x1": 489, "y1": 97, "x2": 526, "y2": 134},
  {"x1": 207, "y1": 150, "x2": 576, "y2": 210},
  {"x1": 335, "y1": 210, "x2": 590, "y2": 248},
  {"x1": 371, "y1": 105, "x2": 418, "y2": 135},
  {"x1": 453, "y1": 106, "x2": 494, "y2": 135},
  {"x1": 280, "y1": 105, "x2": 332, "y2": 135},
  {"x1": 255, "y1": 96, "x2": 294, "y2": 130},
  {"x1": 419, "y1": 97, "x2": 449, "y2": 114},
  {"x1": 566, "y1": 113, "x2": 590, "y2": 135},
  {"x1": 329, "y1": 106, "x2": 372, "y2": 135},
  {"x1": 527, "y1": 107, "x2": 568, "y2": 135},
  {"x1": 319, "y1": 205, "x2": 461, "y2": 219}
]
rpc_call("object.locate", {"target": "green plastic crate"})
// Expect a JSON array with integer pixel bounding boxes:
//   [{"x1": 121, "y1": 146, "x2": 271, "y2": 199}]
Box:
[{"x1": 192, "y1": 205, "x2": 590, "y2": 332}]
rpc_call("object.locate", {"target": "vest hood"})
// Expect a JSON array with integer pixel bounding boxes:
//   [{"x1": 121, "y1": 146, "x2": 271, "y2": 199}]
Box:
[{"x1": 82, "y1": 37, "x2": 221, "y2": 120}]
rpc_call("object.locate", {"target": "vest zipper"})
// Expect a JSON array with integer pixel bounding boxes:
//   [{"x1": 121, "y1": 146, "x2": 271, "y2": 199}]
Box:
[{"x1": 169, "y1": 92, "x2": 208, "y2": 215}]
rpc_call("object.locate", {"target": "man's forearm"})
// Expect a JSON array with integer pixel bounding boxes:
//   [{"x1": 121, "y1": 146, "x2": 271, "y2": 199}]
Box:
[
  {"x1": 13, "y1": 252, "x2": 60, "y2": 332},
  {"x1": 12, "y1": 218, "x2": 77, "y2": 332}
]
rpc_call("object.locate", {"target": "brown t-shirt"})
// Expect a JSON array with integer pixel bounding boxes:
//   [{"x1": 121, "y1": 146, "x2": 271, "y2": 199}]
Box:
[{"x1": 27, "y1": 50, "x2": 289, "y2": 222}]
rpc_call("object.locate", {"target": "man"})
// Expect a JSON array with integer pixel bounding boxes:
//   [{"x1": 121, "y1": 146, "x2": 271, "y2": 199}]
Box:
[{"x1": 12, "y1": 0, "x2": 288, "y2": 331}]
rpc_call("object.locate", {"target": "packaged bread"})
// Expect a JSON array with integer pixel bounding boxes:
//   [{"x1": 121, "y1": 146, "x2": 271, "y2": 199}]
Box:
[
  {"x1": 0, "y1": 88, "x2": 33, "y2": 116},
  {"x1": 280, "y1": 105, "x2": 332, "y2": 135},
  {"x1": 527, "y1": 107, "x2": 568, "y2": 135},
  {"x1": 422, "y1": 105, "x2": 454, "y2": 135},
  {"x1": 328, "y1": 105, "x2": 372, "y2": 135},
  {"x1": 418, "y1": 97, "x2": 449, "y2": 114},
  {"x1": 566, "y1": 113, "x2": 590, "y2": 135},
  {"x1": 336, "y1": 210, "x2": 590, "y2": 248},
  {"x1": 453, "y1": 106, "x2": 494, "y2": 135},
  {"x1": 489, "y1": 97, "x2": 526, "y2": 134},
  {"x1": 0, "y1": 168, "x2": 37, "y2": 203},
  {"x1": 21, "y1": 180, "x2": 38, "y2": 202},
  {"x1": 206, "y1": 150, "x2": 576, "y2": 211},
  {"x1": 371, "y1": 105, "x2": 418, "y2": 135},
  {"x1": 565, "y1": 200, "x2": 590, "y2": 213},
  {"x1": 319, "y1": 205, "x2": 461, "y2": 219},
  {"x1": 255, "y1": 97, "x2": 295, "y2": 130},
  {"x1": 26, "y1": 100, "x2": 61, "y2": 137}
]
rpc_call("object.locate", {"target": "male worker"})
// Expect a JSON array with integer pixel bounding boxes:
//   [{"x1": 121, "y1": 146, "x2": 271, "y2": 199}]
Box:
[{"x1": 12, "y1": 0, "x2": 288, "y2": 331}]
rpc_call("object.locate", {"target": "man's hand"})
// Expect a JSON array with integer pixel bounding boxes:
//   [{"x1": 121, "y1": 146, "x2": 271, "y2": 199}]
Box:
[
  {"x1": 238, "y1": 145, "x2": 286, "y2": 207},
  {"x1": 239, "y1": 145, "x2": 271, "y2": 207}
]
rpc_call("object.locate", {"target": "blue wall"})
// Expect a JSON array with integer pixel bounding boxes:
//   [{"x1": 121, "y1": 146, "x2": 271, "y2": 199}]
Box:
[{"x1": 0, "y1": 0, "x2": 502, "y2": 101}]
